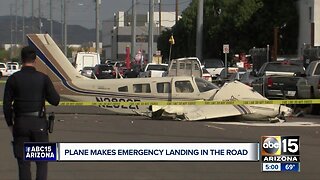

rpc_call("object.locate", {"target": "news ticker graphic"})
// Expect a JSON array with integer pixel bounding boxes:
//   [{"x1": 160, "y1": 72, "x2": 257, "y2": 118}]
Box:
[
  {"x1": 262, "y1": 163, "x2": 300, "y2": 172},
  {"x1": 261, "y1": 136, "x2": 300, "y2": 172},
  {"x1": 24, "y1": 143, "x2": 57, "y2": 161},
  {"x1": 24, "y1": 143, "x2": 259, "y2": 161},
  {"x1": 1, "y1": 99, "x2": 320, "y2": 107}
]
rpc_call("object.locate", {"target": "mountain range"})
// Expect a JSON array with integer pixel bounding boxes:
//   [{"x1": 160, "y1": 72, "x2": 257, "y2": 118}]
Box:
[{"x1": 0, "y1": 16, "x2": 96, "y2": 45}]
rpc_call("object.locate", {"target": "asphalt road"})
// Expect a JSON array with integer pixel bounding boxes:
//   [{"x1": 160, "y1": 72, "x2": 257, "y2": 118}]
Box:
[{"x1": 0, "y1": 77, "x2": 319, "y2": 179}]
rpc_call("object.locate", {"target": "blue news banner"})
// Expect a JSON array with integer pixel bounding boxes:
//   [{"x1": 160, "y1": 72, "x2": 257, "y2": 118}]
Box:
[{"x1": 24, "y1": 143, "x2": 57, "y2": 161}]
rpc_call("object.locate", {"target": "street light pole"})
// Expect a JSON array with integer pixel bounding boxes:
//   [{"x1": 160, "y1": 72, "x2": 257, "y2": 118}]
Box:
[
  {"x1": 148, "y1": 0, "x2": 154, "y2": 63},
  {"x1": 22, "y1": 0, "x2": 25, "y2": 44},
  {"x1": 50, "y1": 0, "x2": 53, "y2": 37},
  {"x1": 131, "y1": 0, "x2": 136, "y2": 60},
  {"x1": 39, "y1": 0, "x2": 42, "y2": 33},
  {"x1": 96, "y1": 0, "x2": 101, "y2": 54},
  {"x1": 64, "y1": 0, "x2": 67, "y2": 56},
  {"x1": 10, "y1": 4, "x2": 13, "y2": 59},
  {"x1": 196, "y1": 0, "x2": 203, "y2": 60}
]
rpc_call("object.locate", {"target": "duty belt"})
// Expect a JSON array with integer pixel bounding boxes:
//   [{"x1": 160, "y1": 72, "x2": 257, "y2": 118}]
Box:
[{"x1": 15, "y1": 111, "x2": 43, "y2": 117}]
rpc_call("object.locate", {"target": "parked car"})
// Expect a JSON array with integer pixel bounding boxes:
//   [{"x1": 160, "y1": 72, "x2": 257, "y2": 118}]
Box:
[
  {"x1": 93, "y1": 64, "x2": 114, "y2": 79},
  {"x1": 202, "y1": 68, "x2": 212, "y2": 82},
  {"x1": 124, "y1": 64, "x2": 140, "y2": 78},
  {"x1": 296, "y1": 60, "x2": 320, "y2": 114},
  {"x1": 239, "y1": 71, "x2": 256, "y2": 87},
  {"x1": 80, "y1": 66, "x2": 94, "y2": 78},
  {"x1": 108, "y1": 61, "x2": 127, "y2": 78},
  {"x1": 74, "y1": 52, "x2": 100, "y2": 72},
  {"x1": 0, "y1": 63, "x2": 8, "y2": 77},
  {"x1": 203, "y1": 58, "x2": 224, "y2": 78},
  {"x1": 139, "y1": 63, "x2": 168, "y2": 77},
  {"x1": 6, "y1": 62, "x2": 20, "y2": 76},
  {"x1": 252, "y1": 60, "x2": 305, "y2": 99}
]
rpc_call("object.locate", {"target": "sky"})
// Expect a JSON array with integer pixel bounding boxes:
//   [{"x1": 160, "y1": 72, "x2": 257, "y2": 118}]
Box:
[{"x1": 0, "y1": 0, "x2": 192, "y2": 29}]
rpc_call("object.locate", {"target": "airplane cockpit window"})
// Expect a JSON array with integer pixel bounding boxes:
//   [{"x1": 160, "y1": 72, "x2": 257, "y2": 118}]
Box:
[
  {"x1": 194, "y1": 63, "x2": 200, "y2": 70},
  {"x1": 195, "y1": 77, "x2": 219, "y2": 92},
  {"x1": 157, "y1": 82, "x2": 171, "y2": 93},
  {"x1": 186, "y1": 63, "x2": 192, "y2": 70},
  {"x1": 118, "y1": 86, "x2": 128, "y2": 92},
  {"x1": 171, "y1": 62, "x2": 177, "y2": 70},
  {"x1": 179, "y1": 63, "x2": 185, "y2": 69},
  {"x1": 175, "y1": 81, "x2": 194, "y2": 93},
  {"x1": 133, "y1": 84, "x2": 151, "y2": 93}
]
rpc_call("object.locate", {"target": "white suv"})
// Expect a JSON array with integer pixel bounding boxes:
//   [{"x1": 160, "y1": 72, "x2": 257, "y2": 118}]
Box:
[
  {"x1": 6, "y1": 62, "x2": 20, "y2": 76},
  {"x1": 0, "y1": 63, "x2": 9, "y2": 77}
]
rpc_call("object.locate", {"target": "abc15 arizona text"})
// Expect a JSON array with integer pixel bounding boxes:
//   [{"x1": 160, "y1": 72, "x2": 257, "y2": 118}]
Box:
[{"x1": 261, "y1": 136, "x2": 300, "y2": 162}]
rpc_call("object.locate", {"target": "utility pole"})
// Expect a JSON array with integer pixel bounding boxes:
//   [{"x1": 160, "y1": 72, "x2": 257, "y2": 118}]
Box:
[
  {"x1": 15, "y1": 0, "x2": 18, "y2": 47},
  {"x1": 273, "y1": 27, "x2": 278, "y2": 61},
  {"x1": 31, "y1": 0, "x2": 34, "y2": 33},
  {"x1": 131, "y1": 0, "x2": 136, "y2": 60},
  {"x1": 196, "y1": 0, "x2": 203, "y2": 60},
  {"x1": 96, "y1": 0, "x2": 101, "y2": 54},
  {"x1": 175, "y1": 0, "x2": 178, "y2": 23},
  {"x1": 10, "y1": 4, "x2": 13, "y2": 59},
  {"x1": 39, "y1": 0, "x2": 42, "y2": 33},
  {"x1": 64, "y1": 0, "x2": 67, "y2": 55},
  {"x1": 22, "y1": 0, "x2": 25, "y2": 44},
  {"x1": 148, "y1": 0, "x2": 154, "y2": 63},
  {"x1": 50, "y1": 0, "x2": 53, "y2": 37},
  {"x1": 158, "y1": 0, "x2": 161, "y2": 34},
  {"x1": 61, "y1": 0, "x2": 64, "y2": 48}
]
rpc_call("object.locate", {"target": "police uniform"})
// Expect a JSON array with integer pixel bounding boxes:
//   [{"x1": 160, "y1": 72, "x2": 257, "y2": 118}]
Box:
[{"x1": 3, "y1": 66, "x2": 60, "y2": 180}]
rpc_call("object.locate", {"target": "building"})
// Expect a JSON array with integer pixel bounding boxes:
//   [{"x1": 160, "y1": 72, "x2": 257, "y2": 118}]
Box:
[
  {"x1": 102, "y1": 11, "x2": 177, "y2": 62},
  {"x1": 298, "y1": 0, "x2": 320, "y2": 55}
]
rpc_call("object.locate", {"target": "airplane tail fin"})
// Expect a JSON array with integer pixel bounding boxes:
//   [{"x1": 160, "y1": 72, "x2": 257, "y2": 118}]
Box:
[{"x1": 27, "y1": 34, "x2": 83, "y2": 82}]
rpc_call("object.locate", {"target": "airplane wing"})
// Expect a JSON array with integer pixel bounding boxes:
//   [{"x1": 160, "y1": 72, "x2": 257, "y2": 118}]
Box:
[{"x1": 151, "y1": 104, "x2": 254, "y2": 121}]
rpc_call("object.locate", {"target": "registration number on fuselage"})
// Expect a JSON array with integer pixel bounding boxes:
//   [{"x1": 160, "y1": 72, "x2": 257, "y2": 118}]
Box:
[{"x1": 95, "y1": 97, "x2": 140, "y2": 109}]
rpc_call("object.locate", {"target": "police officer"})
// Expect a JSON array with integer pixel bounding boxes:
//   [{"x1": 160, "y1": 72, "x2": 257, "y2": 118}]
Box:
[{"x1": 3, "y1": 46, "x2": 60, "y2": 180}]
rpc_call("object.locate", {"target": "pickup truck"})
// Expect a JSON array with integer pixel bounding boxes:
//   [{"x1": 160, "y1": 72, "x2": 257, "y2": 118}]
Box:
[
  {"x1": 252, "y1": 61, "x2": 305, "y2": 99},
  {"x1": 139, "y1": 63, "x2": 168, "y2": 78},
  {"x1": 296, "y1": 60, "x2": 320, "y2": 114}
]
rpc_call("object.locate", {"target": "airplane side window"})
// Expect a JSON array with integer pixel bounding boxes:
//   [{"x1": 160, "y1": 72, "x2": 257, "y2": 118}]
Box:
[
  {"x1": 175, "y1": 81, "x2": 194, "y2": 93},
  {"x1": 314, "y1": 64, "x2": 320, "y2": 75},
  {"x1": 118, "y1": 86, "x2": 128, "y2": 92},
  {"x1": 171, "y1": 62, "x2": 177, "y2": 69},
  {"x1": 133, "y1": 84, "x2": 151, "y2": 93},
  {"x1": 179, "y1": 63, "x2": 185, "y2": 69},
  {"x1": 157, "y1": 82, "x2": 171, "y2": 93},
  {"x1": 186, "y1": 63, "x2": 192, "y2": 70}
]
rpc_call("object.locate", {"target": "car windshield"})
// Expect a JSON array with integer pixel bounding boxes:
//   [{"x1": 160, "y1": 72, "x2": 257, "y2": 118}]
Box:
[
  {"x1": 0, "y1": 64, "x2": 5, "y2": 68},
  {"x1": 202, "y1": 68, "x2": 209, "y2": 73},
  {"x1": 195, "y1": 77, "x2": 219, "y2": 92},
  {"x1": 264, "y1": 63, "x2": 304, "y2": 73},
  {"x1": 204, "y1": 59, "x2": 224, "y2": 68},
  {"x1": 99, "y1": 65, "x2": 113, "y2": 71},
  {"x1": 83, "y1": 67, "x2": 94, "y2": 70},
  {"x1": 146, "y1": 64, "x2": 168, "y2": 71}
]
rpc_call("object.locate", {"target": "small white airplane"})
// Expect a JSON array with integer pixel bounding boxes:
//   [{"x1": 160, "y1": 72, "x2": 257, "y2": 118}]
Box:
[{"x1": 27, "y1": 34, "x2": 292, "y2": 121}]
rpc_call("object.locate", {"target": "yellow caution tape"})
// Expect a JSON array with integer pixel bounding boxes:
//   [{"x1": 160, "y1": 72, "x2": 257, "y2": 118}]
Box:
[{"x1": 0, "y1": 99, "x2": 319, "y2": 106}]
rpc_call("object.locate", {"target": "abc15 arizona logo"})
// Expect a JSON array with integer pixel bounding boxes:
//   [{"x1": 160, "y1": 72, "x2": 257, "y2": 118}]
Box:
[{"x1": 261, "y1": 136, "x2": 299, "y2": 158}]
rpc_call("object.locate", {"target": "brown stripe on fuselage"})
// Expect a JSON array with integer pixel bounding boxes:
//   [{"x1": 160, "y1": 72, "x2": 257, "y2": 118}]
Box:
[{"x1": 29, "y1": 34, "x2": 80, "y2": 96}]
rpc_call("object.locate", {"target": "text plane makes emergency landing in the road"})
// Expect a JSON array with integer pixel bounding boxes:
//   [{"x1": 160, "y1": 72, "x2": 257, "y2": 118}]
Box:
[{"x1": 27, "y1": 34, "x2": 292, "y2": 121}]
